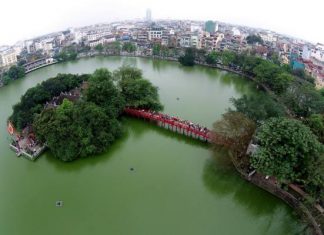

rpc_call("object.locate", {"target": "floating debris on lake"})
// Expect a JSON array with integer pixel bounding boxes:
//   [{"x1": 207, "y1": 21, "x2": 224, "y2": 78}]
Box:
[{"x1": 56, "y1": 200, "x2": 63, "y2": 207}]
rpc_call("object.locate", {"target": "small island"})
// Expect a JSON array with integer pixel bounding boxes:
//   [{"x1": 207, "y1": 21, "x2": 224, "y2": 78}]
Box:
[{"x1": 8, "y1": 66, "x2": 162, "y2": 161}]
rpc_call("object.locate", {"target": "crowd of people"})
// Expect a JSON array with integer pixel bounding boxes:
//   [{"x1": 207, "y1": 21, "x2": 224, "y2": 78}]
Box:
[{"x1": 135, "y1": 109, "x2": 210, "y2": 136}]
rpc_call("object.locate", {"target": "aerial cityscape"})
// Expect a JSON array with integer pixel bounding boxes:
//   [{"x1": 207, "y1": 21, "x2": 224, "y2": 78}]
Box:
[{"x1": 0, "y1": 3, "x2": 324, "y2": 235}]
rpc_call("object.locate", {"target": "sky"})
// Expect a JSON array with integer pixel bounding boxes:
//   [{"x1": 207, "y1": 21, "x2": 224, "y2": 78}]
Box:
[{"x1": 0, "y1": 0, "x2": 323, "y2": 45}]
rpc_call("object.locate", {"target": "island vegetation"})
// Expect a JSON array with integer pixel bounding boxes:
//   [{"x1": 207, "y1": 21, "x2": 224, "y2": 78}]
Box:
[{"x1": 9, "y1": 67, "x2": 162, "y2": 162}]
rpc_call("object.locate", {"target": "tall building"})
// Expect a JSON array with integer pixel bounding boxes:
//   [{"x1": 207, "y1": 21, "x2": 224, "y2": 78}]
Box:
[
  {"x1": 146, "y1": 9, "x2": 152, "y2": 22},
  {"x1": 0, "y1": 49, "x2": 17, "y2": 67},
  {"x1": 205, "y1": 21, "x2": 217, "y2": 33}
]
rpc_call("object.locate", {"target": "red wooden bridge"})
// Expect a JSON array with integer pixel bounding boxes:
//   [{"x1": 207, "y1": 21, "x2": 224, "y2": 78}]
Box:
[{"x1": 124, "y1": 108, "x2": 212, "y2": 142}]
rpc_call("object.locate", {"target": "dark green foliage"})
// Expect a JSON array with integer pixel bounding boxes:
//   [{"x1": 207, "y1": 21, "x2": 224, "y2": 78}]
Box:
[
  {"x1": 178, "y1": 48, "x2": 196, "y2": 66},
  {"x1": 115, "y1": 67, "x2": 163, "y2": 111},
  {"x1": 54, "y1": 46, "x2": 78, "y2": 62},
  {"x1": 122, "y1": 42, "x2": 136, "y2": 53},
  {"x1": 253, "y1": 61, "x2": 293, "y2": 93},
  {"x1": 9, "y1": 73, "x2": 86, "y2": 130},
  {"x1": 282, "y1": 81, "x2": 324, "y2": 117},
  {"x1": 8, "y1": 65, "x2": 25, "y2": 80},
  {"x1": 251, "y1": 118, "x2": 323, "y2": 190},
  {"x1": 34, "y1": 100, "x2": 122, "y2": 161},
  {"x1": 230, "y1": 94, "x2": 285, "y2": 123},
  {"x1": 304, "y1": 114, "x2": 324, "y2": 143},
  {"x1": 86, "y1": 69, "x2": 125, "y2": 116},
  {"x1": 205, "y1": 51, "x2": 220, "y2": 64},
  {"x1": 12, "y1": 67, "x2": 162, "y2": 162},
  {"x1": 246, "y1": 34, "x2": 263, "y2": 44},
  {"x1": 94, "y1": 44, "x2": 104, "y2": 52}
]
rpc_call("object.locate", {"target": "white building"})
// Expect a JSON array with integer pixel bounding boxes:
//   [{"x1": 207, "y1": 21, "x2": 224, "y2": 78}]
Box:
[
  {"x1": 0, "y1": 49, "x2": 17, "y2": 67},
  {"x1": 311, "y1": 44, "x2": 324, "y2": 62},
  {"x1": 148, "y1": 27, "x2": 163, "y2": 41}
]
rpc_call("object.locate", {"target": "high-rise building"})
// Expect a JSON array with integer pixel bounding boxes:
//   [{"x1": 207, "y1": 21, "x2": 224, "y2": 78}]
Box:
[
  {"x1": 146, "y1": 9, "x2": 152, "y2": 22},
  {"x1": 205, "y1": 21, "x2": 217, "y2": 33}
]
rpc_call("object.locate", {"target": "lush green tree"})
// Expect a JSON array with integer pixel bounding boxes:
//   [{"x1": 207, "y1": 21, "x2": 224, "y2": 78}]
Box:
[
  {"x1": 119, "y1": 78, "x2": 163, "y2": 111},
  {"x1": 114, "y1": 67, "x2": 163, "y2": 111},
  {"x1": 122, "y1": 42, "x2": 136, "y2": 53},
  {"x1": 178, "y1": 48, "x2": 196, "y2": 66},
  {"x1": 152, "y1": 44, "x2": 161, "y2": 56},
  {"x1": 251, "y1": 118, "x2": 323, "y2": 186},
  {"x1": 113, "y1": 66, "x2": 142, "y2": 81},
  {"x1": 94, "y1": 44, "x2": 104, "y2": 53},
  {"x1": 304, "y1": 114, "x2": 324, "y2": 143},
  {"x1": 230, "y1": 94, "x2": 285, "y2": 123},
  {"x1": 34, "y1": 100, "x2": 122, "y2": 161},
  {"x1": 86, "y1": 69, "x2": 125, "y2": 116},
  {"x1": 271, "y1": 72, "x2": 294, "y2": 94},
  {"x1": 55, "y1": 46, "x2": 78, "y2": 62},
  {"x1": 2, "y1": 75, "x2": 11, "y2": 85},
  {"x1": 105, "y1": 41, "x2": 121, "y2": 55},
  {"x1": 8, "y1": 65, "x2": 25, "y2": 80},
  {"x1": 219, "y1": 50, "x2": 236, "y2": 66},
  {"x1": 9, "y1": 74, "x2": 86, "y2": 130},
  {"x1": 282, "y1": 81, "x2": 324, "y2": 117},
  {"x1": 246, "y1": 34, "x2": 263, "y2": 44},
  {"x1": 205, "y1": 51, "x2": 220, "y2": 64}
]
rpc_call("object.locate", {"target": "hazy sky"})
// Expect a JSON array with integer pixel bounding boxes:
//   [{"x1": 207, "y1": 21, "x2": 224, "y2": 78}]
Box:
[{"x1": 0, "y1": 0, "x2": 323, "y2": 45}]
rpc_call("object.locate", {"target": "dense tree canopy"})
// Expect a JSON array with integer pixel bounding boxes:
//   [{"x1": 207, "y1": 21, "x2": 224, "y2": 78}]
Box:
[
  {"x1": 212, "y1": 111, "x2": 256, "y2": 158},
  {"x1": 9, "y1": 73, "x2": 87, "y2": 130},
  {"x1": 85, "y1": 69, "x2": 125, "y2": 116},
  {"x1": 178, "y1": 48, "x2": 196, "y2": 66},
  {"x1": 115, "y1": 67, "x2": 163, "y2": 110},
  {"x1": 11, "y1": 67, "x2": 162, "y2": 161},
  {"x1": 122, "y1": 42, "x2": 136, "y2": 53},
  {"x1": 34, "y1": 100, "x2": 122, "y2": 161},
  {"x1": 230, "y1": 94, "x2": 285, "y2": 123},
  {"x1": 250, "y1": 118, "x2": 323, "y2": 191},
  {"x1": 246, "y1": 34, "x2": 263, "y2": 45}
]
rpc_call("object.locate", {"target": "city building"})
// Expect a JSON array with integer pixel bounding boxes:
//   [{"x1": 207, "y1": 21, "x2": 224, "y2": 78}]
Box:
[
  {"x1": 148, "y1": 27, "x2": 163, "y2": 41},
  {"x1": 0, "y1": 49, "x2": 17, "y2": 67},
  {"x1": 146, "y1": 9, "x2": 152, "y2": 22}
]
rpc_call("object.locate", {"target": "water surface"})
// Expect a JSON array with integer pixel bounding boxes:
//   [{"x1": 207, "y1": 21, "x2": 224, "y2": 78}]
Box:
[{"x1": 0, "y1": 56, "x2": 305, "y2": 235}]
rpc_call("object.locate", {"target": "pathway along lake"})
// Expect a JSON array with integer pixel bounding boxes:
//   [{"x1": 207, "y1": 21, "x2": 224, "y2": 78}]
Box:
[{"x1": 0, "y1": 56, "x2": 306, "y2": 235}]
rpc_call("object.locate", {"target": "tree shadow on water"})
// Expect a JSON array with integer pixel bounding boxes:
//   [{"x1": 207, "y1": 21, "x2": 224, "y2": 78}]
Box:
[{"x1": 203, "y1": 151, "x2": 284, "y2": 218}]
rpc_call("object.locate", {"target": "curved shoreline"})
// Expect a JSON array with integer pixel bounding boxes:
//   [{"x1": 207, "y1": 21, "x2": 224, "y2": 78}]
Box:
[{"x1": 7, "y1": 54, "x2": 324, "y2": 234}]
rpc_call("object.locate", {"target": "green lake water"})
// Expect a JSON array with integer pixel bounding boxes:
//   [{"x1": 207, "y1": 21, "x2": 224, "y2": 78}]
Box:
[{"x1": 0, "y1": 56, "x2": 305, "y2": 235}]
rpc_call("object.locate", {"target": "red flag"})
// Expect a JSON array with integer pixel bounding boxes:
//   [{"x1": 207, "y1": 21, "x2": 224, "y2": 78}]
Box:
[{"x1": 7, "y1": 122, "x2": 14, "y2": 135}]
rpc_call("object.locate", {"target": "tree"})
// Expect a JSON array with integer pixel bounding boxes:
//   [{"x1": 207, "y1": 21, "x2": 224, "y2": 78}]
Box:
[
  {"x1": 305, "y1": 114, "x2": 324, "y2": 143},
  {"x1": 113, "y1": 66, "x2": 142, "y2": 81},
  {"x1": 219, "y1": 50, "x2": 236, "y2": 66},
  {"x1": 205, "y1": 51, "x2": 219, "y2": 64},
  {"x1": 94, "y1": 44, "x2": 104, "y2": 53},
  {"x1": 212, "y1": 111, "x2": 256, "y2": 158},
  {"x1": 34, "y1": 100, "x2": 122, "y2": 161},
  {"x1": 230, "y1": 94, "x2": 285, "y2": 123},
  {"x1": 152, "y1": 44, "x2": 161, "y2": 56},
  {"x1": 246, "y1": 34, "x2": 263, "y2": 45},
  {"x1": 122, "y1": 42, "x2": 136, "y2": 53},
  {"x1": 8, "y1": 65, "x2": 25, "y2": 80},
  {"x1": 2, "y1": 75, "x2": 11, "y2": 85},
  {"x1": 178, "y1": 48, "x2": 196, "y2": 66},
  {"x1": 86, "y1": 68, "x2": 125, "y2": 116},
  {"x1": 251, "y1": 118, "x2": 323, "y2": 186},
  {"x1": 119, "y1": 78, "x2": 163, "y2": 111},
  {"x1": 9, "y1": 73, "x2": 86, "y2": 130},
  {"x1": 282, "y1": 81, "x2": 324, "y2": 117},
  {"x1": 114, "y1": 67, "x2": 163, "y2": 111}
]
